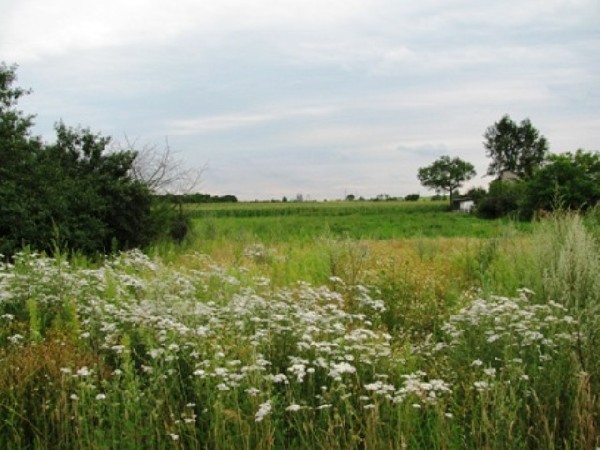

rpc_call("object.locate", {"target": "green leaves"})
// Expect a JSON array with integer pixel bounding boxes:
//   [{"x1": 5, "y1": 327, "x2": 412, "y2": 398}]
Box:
[
  {"x1": 417, "y1": 156, "x2": 476, "y2": 205},
  {"x1": 0, "y1": 64, "x2": 160, "y2": 257},
  {"x1": 484, "y1": 114, "x2": 548, "y2": 179}
]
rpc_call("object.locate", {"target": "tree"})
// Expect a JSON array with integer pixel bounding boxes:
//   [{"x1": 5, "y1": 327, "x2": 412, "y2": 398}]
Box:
[
  {"x1": 123, "y1": 137, "x2": 204, "y2": 195},
  {"x1": 0, "y1": 64, "x2": 43, "y2": 256},
  {"x1": 417, "y1": 156, "x2": 476, "y2": 207},
  {"x1": 0, "y1": 63, "x2": 165, "y2": 257},
  {"x1": 484, "y1": 114, "x2": 549, "y2": 179},
  {"x1": 524, "y1": 149, "x2": 600, "y2": 213}
]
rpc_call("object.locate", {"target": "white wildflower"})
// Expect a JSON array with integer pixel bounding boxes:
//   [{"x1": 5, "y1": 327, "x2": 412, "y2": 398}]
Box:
[
  {"x1": 76, "y1": 366, "x2": 92, "y2": 377},
  {"x1": 483, "y1": 368, "x2": 496, "y2": 378},
  {"x1": 473, "y1": 381, "x2": 489, "y2": 392},
  {"x1": 255, "y1": 400, "x2": 272, "y2": 422}
]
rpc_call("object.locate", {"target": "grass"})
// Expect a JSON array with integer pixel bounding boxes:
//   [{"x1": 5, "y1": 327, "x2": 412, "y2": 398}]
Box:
[
  {"x1": 189, "y1": 200, "x2": 531, "y2": 242},
  {"x1": 1, "y1": 202, "x2": 598, "y2": 449}
]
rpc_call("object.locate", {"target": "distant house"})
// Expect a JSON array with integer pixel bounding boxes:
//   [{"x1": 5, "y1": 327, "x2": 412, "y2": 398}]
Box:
[
  {"x1": 452, "y1": 196, "x2": 475, "y2": 213},
  {"x1": 498, "y1": 170, "x2": 520, "y2": 182}
]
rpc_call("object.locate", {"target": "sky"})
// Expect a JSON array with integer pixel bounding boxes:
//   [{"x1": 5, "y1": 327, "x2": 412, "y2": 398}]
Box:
[{"x1": 1, "y1": 0, "x2": 599, "y2": 200}]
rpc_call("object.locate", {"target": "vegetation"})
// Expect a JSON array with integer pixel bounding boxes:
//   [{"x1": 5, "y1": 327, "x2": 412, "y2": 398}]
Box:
[
  {"x1": 483, "y1": 114, "x2": 549, "y2": 179},
  {"x1": 417, "y1": 156, "x2": 476, "y2": 207},
  {"x1": 475, "y1": 115, "x2": 598, "y2": 219},
  {"x1": 0, "y1": 206, "x2": 599, "y2": 449},
  {"x1": 524, "y1": 149, "x2": 600, "y2": 212},
  {"x1": 2, "y1": 62, "x2": 600, "y2": 448},
  {"x1": 0, "y1": 64, "x2": 184, "y2": 258}
]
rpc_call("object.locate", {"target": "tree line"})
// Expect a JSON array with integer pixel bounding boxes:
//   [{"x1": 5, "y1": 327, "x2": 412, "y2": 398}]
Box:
[{"x1": 418, "y1": 114, "x2": 599, "y2": 218}]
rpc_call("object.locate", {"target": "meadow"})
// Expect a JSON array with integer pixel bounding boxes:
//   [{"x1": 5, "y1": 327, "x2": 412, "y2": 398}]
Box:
[{"x1": 1, "y1": 201, "x2": 599, "y2": 449}]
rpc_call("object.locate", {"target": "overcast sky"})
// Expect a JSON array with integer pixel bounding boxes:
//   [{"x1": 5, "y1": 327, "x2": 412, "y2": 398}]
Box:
[{"x1": 2, "y1": 0, "x2": 599, "y2": 200}]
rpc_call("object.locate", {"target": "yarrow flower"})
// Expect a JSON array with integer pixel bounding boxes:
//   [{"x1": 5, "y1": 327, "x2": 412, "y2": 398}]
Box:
[{"x1": 255, "y1": 400, "x2": 272, "y2": 422}]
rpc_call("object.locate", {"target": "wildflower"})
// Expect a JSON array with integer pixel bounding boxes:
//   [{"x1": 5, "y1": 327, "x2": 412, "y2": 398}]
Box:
[
  {"x1": 111, "y1": 345, "x2": 126, "y2": 354},
  {"x1": 70, "y1": 394, "x2": 79, "y2": 401},
  {"x1": 473, "y1": 381, "x2": 489, "y2": 392},
  {"x1": 245, "y1": 387, "x2": 260, "y2": 396},
  {"x1": 268, "y1": 373, "x2": 289, "y2": 384},
  {"x1": 483, "y1": 368, "x2": 496, "y2": 378},
  {"x1": 286, "y1": 404, "x2": 303, "y2": 412},
  {"x1": 76, "y1": 366, "x2": 92, "y2": 377},
  {"x1": 255, "y1": 400, "x2": 272, "y2": 422},
  {"x1": 8, "y1": 334, "x2": 24, "y2": 344},
  {"x1": 168, "y1": 433, "x2": 179, "y2": 441},
  {"x1": 328, "y1": 362, "x2": 356, "y2": 379},
  {"x1": 95, "y1": 393, "x2": 106, "y2": 401}
]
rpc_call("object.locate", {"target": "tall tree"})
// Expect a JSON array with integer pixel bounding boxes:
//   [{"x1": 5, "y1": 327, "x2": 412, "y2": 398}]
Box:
[
  {"x1": 417, "y1": 156, "x2": 476, "y2": 206},
  {"x1": 484, "y1": 114, "x2": 548, "y2": 179}
]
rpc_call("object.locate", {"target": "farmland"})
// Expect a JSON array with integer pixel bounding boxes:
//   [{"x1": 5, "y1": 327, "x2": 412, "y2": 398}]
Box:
[{"x1": 1, "y1": 201, "x2": 599, "y2": 449}]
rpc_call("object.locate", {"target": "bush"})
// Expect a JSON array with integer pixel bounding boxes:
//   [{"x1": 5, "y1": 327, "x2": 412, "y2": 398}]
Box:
[
  {"x1": 0, "y1": 64, "x2": 185, "y2": 258},
  {"x1": 477, "y1": 180, "x2": 526, "y2": 219},
  {"x1": 523, "y1": 150, "x2": 600, "y2": 214}
]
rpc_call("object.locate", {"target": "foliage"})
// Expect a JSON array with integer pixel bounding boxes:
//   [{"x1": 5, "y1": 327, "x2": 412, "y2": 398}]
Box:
[
  {"x1": 484, "y1": 114, "x2": 548, "y2": 179},
  {"x1": 417, "y1": 156, "x2": 476, "y2": 206},
  {"x1": 476, "y1": 179, "x2": 526, "y2": 219},
  {"x1": 465, "y1": 187, "x2": 487, "y2": 205},
  {"x1": 524, "y1": 149, "x2": 600, "y2": 213},
  {"x1": 1, "y1": 211, "x2": 599, "y2": 449},
  {"x1": 404, "y1": 193, "x2": 420, "y2": 201},
  {"x1": 0, "y1": 64, "x2": 187, "y2": 257}
]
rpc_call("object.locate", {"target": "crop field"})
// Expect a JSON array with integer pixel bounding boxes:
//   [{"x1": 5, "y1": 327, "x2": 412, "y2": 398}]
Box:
[
  {"x1": 188, "y1": 200, "x2": 530, "y2": 242},
  {"x1": 1, "y1": 202, "x2": 599, "y2": 449}
]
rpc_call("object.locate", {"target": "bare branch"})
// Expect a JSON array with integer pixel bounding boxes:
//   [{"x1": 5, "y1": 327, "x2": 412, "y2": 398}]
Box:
[{"x1": 116, "y1": 136, "x2": 206, "y2": 194}]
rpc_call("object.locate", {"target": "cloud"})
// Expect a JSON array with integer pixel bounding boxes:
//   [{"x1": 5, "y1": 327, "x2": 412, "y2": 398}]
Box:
[
  {"x1": 165, "y1": 105, "x2": 336, "y2": 135},
  {"x1": 1, "y1": 0, "x2": 597, "y2": 200}
]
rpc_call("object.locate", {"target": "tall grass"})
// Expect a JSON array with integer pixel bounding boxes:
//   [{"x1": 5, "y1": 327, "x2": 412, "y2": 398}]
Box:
[{"x1": 0, "y1": 211, "x2": 598, "y2": 449}]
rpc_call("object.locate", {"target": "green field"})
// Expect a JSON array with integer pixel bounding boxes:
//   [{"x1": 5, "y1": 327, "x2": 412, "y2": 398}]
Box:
[
  {"x1": 1, "y1": 202, "x2": 599, "y2": 449},
  {"x1": 189, "y1": 200, "x2": 530, "y2": 242}
]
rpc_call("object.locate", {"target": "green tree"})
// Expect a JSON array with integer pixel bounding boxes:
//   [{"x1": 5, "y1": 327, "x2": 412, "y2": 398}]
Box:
[
  {"x1": 524, "y1": 149, "x2": 600, "y2": 213},
  {"x1": 0, "y1": 64, "x2": 43, "y2": 256},
  {"x1": 417, "y1": 156, "x2": 476, "y2": 207},
  {"x1": 0, "y1": 63, "x2": 164, "y2": 257},
  {"x1": 477, "y1": 179, "x2": 526, "y2": 219},
  {"x1": 484, "y1": 114, "x2": 549, "y2": 179}
]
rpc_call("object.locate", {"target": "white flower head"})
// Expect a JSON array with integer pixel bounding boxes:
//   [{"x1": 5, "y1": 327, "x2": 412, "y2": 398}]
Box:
[{"x1": 255, "y1": 400, "x2": 272, "y2": 422}]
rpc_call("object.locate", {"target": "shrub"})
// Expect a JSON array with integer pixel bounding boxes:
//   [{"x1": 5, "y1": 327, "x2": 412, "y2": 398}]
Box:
[{"x1": 477, "y1": 180, "x2": 526, "y2": 219}]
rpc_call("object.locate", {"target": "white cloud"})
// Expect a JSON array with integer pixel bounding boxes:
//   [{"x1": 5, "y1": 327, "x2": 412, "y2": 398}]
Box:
[
  {"x1": 1, "y1": 0, "x2": 597, "y2": 200},
  {"x1": 166, "y1": 105, "x2": 336, "y2": 135}
]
